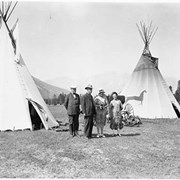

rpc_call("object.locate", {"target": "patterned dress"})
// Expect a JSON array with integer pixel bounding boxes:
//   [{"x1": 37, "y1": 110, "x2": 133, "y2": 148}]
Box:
[
  {"x1": 109, "y1": 99, "x2": 123, "y2": 130},
  {"x1": 94, "y1": 95, "x2": 109, "y2": 128}
]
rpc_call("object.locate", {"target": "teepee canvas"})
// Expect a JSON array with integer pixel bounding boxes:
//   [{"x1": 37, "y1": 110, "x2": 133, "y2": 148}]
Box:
[
  {"x1": 120, "y1": 22, "x2": 180, "y2": 118},
  {"x1": 0, "y1": 3, "x2": 58, "y2": 130}
]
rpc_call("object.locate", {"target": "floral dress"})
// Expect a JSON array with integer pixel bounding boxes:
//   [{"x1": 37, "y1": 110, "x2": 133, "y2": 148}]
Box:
[
  {"x1": 109, "y1": 99, "x2": 123, "y2": 130},
  {"x1": 94, "y1": 95, "x2": 109, "y2": 128}
]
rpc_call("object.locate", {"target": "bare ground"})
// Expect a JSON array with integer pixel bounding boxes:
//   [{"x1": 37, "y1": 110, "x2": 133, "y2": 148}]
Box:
[{"x1": 0, "y1": 105, "x2": 180, "y2": 178}]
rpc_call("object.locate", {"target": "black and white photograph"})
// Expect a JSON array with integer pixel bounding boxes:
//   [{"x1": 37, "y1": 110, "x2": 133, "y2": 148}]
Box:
[{"x1": 0, "y1": 0, "x2": 180, "y2": 178}]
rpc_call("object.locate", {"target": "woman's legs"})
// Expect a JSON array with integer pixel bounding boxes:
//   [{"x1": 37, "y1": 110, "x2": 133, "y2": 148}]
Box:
[
  {"x1": 112, "y1": 129, "x2": 115, "y2": 136},
  {"x1": 117, "y1": 127, "x2": 120, "y2": 136},
  {"x1": 97, "y1": 127, "x2": 100, "y2": 137},
  {"x1": 100, "y1": 127, "x2": 105, "y2": 137},
  {"x1": 117, "y1": 123, "x2": 121, "y2": 136}
]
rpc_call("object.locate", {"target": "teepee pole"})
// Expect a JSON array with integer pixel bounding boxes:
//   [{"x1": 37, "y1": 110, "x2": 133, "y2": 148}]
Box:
[
  {"x1": 148, "y1": 25, "x2": 155, "y2": 41},
  {"x1": 142, "y1": 23, "x2": 148, "y2": 47},
  {"x1": 141, "y1": 22, "x2": 147, "y2": 44},
  {"x1": 137, "y1": 21, "x2": 158, "y2": 52},
  {"x1": 11, "y1": 18, "x2": 19, "y2": 33},
  {"x1": 147, "y1": 21, "x2": 152, "y2": 42},
  {"x1": 2, "y1": 1, "x2": 4, "y2": 16},
  {"x1": 4, "y1": 2, "x2": 12, "y2": 21},
  {"x1": 136, "y1": 24, "x2": 145, "y2": 43},
  {"x1": 1, "y1": 12, "x2": 16, "y2": 50},
  {"x1": 6, "y1": 1, "x2": 17, "y2": 22},
  {"x1": 149, "y1": 27, "x2": 158, "y2": 44},
  {"x1": 0, "y1": 7, "x2": 3, "y2": 17}
]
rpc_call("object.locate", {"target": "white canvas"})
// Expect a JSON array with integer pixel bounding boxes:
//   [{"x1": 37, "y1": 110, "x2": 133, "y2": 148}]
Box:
[
  {"x1": 121, "y1": 49, "x2": 180, "y2": 118},
  {"x1": 0, "y1": 17, "x2": 58, "y2": 130},
  {"x1": 0, "y1": 18, "x2": 32, "y2": 130}
]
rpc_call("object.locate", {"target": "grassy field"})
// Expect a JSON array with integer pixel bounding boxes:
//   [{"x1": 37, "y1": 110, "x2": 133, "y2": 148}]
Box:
[{"x1": 0, "y1": 105, "x2": 180, "y2": 178}]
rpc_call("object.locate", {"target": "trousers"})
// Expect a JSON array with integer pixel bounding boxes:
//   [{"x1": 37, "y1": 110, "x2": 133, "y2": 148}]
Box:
[
  {"x1": 68, "y1": 114, "x2": 79, "y2": 136},
  {"x1": 84, "y1": 115, "x2": 94, "y2": 138}
]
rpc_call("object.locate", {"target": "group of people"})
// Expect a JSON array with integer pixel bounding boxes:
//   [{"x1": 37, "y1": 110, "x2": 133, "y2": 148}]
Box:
[{"x1": 64, "y1": 84, "x2": 124, "y2": 139}]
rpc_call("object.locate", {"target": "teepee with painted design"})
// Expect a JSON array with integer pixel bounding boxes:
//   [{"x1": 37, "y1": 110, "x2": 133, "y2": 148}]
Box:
[
  {"x1": 0, "y1": 2, "x2": 58, "y2": 130},
  {"x1": 120, "y1": 21, "x2": 180, "y2": 118}
]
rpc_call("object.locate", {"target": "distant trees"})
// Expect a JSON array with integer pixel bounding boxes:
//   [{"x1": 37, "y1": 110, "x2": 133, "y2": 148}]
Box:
[
  {"x1": 52, "y1": 94, "x2": 57, "y2": 105},
  {"x1": 44, "y1": 93, "x2": 66, "y2": 106},
  {"x1": 58, "y1": 93, "x2": 66, "y2": 105},
  {"x1": 44, "y1": 98, "x2": 48, "y2": 104}
]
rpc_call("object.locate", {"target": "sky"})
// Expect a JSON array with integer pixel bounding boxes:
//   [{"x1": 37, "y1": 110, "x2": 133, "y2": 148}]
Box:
[{"x1": 7, "y1": 1, "x2": 180, "y2": 91}]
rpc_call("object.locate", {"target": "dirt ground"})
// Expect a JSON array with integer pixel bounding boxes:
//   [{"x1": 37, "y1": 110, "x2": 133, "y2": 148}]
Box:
[{"x1": 0, "y1": 105, "x2": 180, "y2": 178}]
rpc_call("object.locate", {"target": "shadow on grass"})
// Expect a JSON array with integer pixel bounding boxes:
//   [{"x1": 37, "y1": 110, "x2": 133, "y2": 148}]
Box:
[
  {"x1": 55, "y1": 128, "x2": 69, "y2": 132},
  {"x1": 90, "y1": 132, "x2": 141, "y2": 138},
  {"x1": 82, "y1": 133, "x2": 141, "y2": 139},
  {"x1": 91, "y1": 133, "x2": 119, "y2": 139},
  {"x1": 55, "y1": 129, "x2": 83, "y2": 132},
  {"x1": 121, "y1": 133, "x2": 141, "y2": 136}
]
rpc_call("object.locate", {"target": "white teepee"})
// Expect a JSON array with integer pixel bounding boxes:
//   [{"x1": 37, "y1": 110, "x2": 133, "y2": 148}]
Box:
[
  {"x1": 120, "y1": 21, "x2": 180, "y2": 119},
  {"x1": 0, "y1": 3, "x2": 58, "y2": 130}
]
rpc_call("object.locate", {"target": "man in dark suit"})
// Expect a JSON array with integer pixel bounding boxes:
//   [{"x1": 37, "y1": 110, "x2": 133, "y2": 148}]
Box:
[
  {"x1": 81, "y1": 84, "x2": 96, "y2": 139},
  {"x1": 64, "y1": 85, "x2": 80, "y2": 137}
]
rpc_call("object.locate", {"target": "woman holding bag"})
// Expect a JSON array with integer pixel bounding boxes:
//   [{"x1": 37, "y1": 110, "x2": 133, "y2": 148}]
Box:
[{"x1": 94, "y1": 89, "x2": 109, "y2": 138}]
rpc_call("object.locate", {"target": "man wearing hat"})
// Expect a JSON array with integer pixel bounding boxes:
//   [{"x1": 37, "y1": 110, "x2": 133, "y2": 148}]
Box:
[
  {"x1": 81, "y1": 84, "x2": 96, "y2": 139},
  {"x1": 64, "y1": 85, "x2": 80, "y2": 137}
]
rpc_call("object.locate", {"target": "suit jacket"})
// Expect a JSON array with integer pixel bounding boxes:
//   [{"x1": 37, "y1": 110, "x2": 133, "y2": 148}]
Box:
[
  {"x1": 64, "y1": 93, "x2": 80, "y2": 115},
  {"x1": 81, "y1": 93, "x2": 96, "y2": 116}
]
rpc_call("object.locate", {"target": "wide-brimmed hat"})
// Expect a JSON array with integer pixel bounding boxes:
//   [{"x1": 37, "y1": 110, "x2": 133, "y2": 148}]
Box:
[
  {"x1": 99, "y1": 89, "x2": 105, "y2": 94},
  {"x1": 85, "y1": 84, "x2": 93, "y2": 89},
  {"x1": 70, "y1": 85, "x2": 77, "y2": 89}
]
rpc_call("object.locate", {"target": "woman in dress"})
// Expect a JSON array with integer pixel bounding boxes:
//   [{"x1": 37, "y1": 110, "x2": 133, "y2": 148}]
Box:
[
  {"x1": 94, "y1": 89, "x2": 109, "y2": 138},
  {"x1": 109, "y1": 92, "x2": 123, "y2": 136}
]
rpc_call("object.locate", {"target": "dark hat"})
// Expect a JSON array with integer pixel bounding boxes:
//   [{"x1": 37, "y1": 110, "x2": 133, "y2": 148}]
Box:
[{"x1": 99, "y1": 89, "x2": 105, "y2": 94}]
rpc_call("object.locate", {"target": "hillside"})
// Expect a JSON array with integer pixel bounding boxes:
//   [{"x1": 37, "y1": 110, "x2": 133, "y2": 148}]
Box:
[
  {"x1": 46, "y1": 73, "x2": 179, "y2": 95},
  {"x1": 33, "y1": 76, "x2": 69, "y2": 99},
  {"x1": 46, "y1": 72, "x2": 130, "y2": 95}
]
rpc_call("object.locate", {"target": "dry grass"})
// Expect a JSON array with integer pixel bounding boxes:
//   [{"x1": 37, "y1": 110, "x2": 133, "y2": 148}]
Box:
[{"x1": 0, "y1": 105, "x2": 180, "y2": 178}]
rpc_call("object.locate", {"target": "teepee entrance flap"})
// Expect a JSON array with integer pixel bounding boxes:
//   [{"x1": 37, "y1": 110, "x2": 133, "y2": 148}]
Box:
[{"x1": 0, "y1": 2, "x2": 58, "y2": 131}]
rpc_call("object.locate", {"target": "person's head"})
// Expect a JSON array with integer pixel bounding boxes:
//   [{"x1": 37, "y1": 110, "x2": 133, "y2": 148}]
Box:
[
  {"x1": 112, "y1": 92, "x2": 118, "y2": 100},
  {"x1": 85, "y1": 84, "x2": 93, "y2": 94},
  {"x1": 70, "y1": 85, "x2": 77, "y2": 94},
  {"x1": 99, "y1": 89, "x2": 105, "y2": 97}
]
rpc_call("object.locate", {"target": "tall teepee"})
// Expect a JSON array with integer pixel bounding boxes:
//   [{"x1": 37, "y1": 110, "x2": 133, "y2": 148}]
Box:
[
  {"x1": 0, "y1": 2, "x2": 58, "y2": 130},
  {"x1": 120, "y1": 21, "x2": 180, "y2": 118}
]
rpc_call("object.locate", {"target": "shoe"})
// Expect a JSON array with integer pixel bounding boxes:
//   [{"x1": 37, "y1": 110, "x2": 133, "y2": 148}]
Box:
[
  {"x1": 74, "y1": 132, "x2": 80, "y2": 137},
  {"x1": 69, "y1": 133, "x2": 74, "y2": 137},
  {"x1": 67, "y1": 134, "x2": 74, "y2": 139},
  {"x1": 101, "y1": 134, "x2": 105, "y2": 138},
  {"x1": 97, "y1": 134, "x2": 100, "y2": 138},
  {"x1": 100, "y1": 134, "x2": 106, "y2": 138}
]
